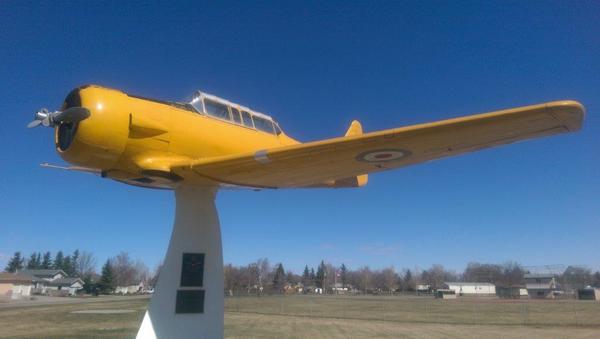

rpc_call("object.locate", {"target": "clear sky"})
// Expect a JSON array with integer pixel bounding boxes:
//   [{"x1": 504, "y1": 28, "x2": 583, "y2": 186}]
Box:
[{"x1": 1, "y1": 1, "x2": 598, "y2": 274}]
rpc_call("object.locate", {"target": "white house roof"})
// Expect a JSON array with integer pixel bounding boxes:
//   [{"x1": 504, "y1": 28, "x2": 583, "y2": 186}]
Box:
[
  {"x1": 47, "y1": 277, "x2": 84, "y2": 287},
  {"x1": 524, "y1": 273, "x2": 555, "y2": 279},
  {"x1": 20, "y1": 269, "x2": 66, "y2": 278},
  {"x1": 444, "y1": 282, "x2": 495, "y2": 286}
]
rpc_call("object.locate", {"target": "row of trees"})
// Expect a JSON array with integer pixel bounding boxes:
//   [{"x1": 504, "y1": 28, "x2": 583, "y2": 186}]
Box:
[
  {"x1": 224, "y1": 259, "x2": 600, "y2": 295},
  {"x1": 6, "y1": 251, "x2": 600, "y2": 295},
  {"x1": 4, "y1": 250, "x2": 96, "y2": 277},
  {"x1": 4, "y1": 250, "x2": 155, "y2": 295},
  {"x1": 91, "y1": 252, "x2": 154, "y2": 294}
]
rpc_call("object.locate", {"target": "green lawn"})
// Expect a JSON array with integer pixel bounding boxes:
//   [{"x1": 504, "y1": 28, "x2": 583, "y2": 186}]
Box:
[{"x1": 0, "y1": 295, "x2": 598, "y2": 338}]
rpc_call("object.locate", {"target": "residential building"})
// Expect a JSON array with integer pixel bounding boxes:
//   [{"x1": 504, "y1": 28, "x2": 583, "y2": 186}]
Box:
[
  {"x1": 19, "y1": 269, "x2": 84, "y2": 296},
  {"x1": 0, "y1": 272, "x2": 34, "y2": 299},
  {"x1": 524, "y1": 273, "x2": 558, "y2": 299},
  {"x1": 443, "y1": 282, "x2": 496, "y2": 296}
]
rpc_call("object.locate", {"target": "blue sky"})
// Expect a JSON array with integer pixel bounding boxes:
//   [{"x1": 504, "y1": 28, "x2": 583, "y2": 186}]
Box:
[{"x1": 1, "y1": 1, "x2": 598, "y2": 274}]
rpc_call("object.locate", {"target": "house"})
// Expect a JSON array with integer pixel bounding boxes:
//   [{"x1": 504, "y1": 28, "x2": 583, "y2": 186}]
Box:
[
  {"x1": 19, "y1": 269, "x2": 84, "y2": 296},
  {"x1": 46, "y1": 277, "x2": 85, "y2": 296},
  {"x1": 20, "y1": 269, "x2": 67, "y2": 294},
  {"x1": 331, "y1": 282, "x2": 349, "y2": 294},
  {"x1": 0, "y1": 272, "x2": 34, "y2": 300},
  {"x1": 416, "y1": 284, "x2": 431, "y2": 295},
  {"x1": 20, "y1": 269, "x2": 66, "y2": 281},
  {"x1": 443, "y1": 282, "x2": 496, "y2": 296},
  {"x1": 577, "y1": 287, "x2": 600, "y2": 301},
  {"x1": 524, "y1": 273, "x2": 558, "y2": 299},
  {"x1": 115, "y1": 283, "x2": 144, "y2": 295}
]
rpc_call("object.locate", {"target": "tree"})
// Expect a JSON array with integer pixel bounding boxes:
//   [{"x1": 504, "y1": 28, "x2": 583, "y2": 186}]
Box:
[
  {"x1": 27, "y1": 252, "x2": 40, "y2": 269},
  {"x1": 421, "y1": 264, "x2": 456, "y2": 290},
  {"x1": 357, "y1": 266, "x2": 373, "y2": 293},
  {"x1": 272, "y1": 263, "x2": 286, "y2": 293},
  {"x1": 316, "y1": 261, "x2": 326, "y2": 289},
  {"x1": 63, "y1": 255, "x2": 74, "y2": 276},
  {"x1": 41, "y1": 252, "x2": 52, "y2": 269},
  {"x1": 97, "y1": 260, "x2": 115, "y2": 294},
  {"x1": 560, "y1": 266, "x2": 592, "y2": 291},
  {"x1": 592, "y1": 271, "x2": 600, "y2": 288},
  {"x1": 75, "y1": 251, "x2": 96, "y2": 277},
  {"x1": 70, "y1": 250, "x2": 80, "y2": 276},
  {"x1": 463, "y1": 262, "x2": 503, "y2": 283},
  {"x1": 340, "y1": 263, "x2": 348, "y2": 287},
  {"x1": 5, "y1": 252, "x2": 25, "y2": 273},
  {"x1": 380, "y1": 267, "x2": 398, "y2": 293},
  {"x1": 403, "y1": 269, "x2": 415, "y2": 291},
  {"x1": 111, "y1": 252, "x2": 137, "y2": 286},
  {"x1": 255, "y1": 258, "x2": 270, "y2": 290},
  {"x1": 302, "y1": 265, "x2": 310, "y2": 286},
  {"x1": 285, "y1": 271, "x2": 297, "y2": 285},
  {"x1": 309, "y1": 268, "x2": 316, "y2": 285},
  {"x1": 82, "y1": 274, "x2": 98, "y2": 295},
  {"x1": 53, "y1": 251, "x2": 64, "y2": 270},
  {"x1": 500, "y1": 262, "x2": 524, "y2": 287}
]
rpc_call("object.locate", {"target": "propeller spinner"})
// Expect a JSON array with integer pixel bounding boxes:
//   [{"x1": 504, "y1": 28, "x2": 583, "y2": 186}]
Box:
[{"x1": 27, "y1": 107, "x2": 90, "y2": 128}]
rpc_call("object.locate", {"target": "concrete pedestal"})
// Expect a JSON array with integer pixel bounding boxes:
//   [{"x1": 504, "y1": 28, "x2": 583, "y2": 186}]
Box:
[{"x1": 137, "y1": 185, "x2": 223, "y2": 339}]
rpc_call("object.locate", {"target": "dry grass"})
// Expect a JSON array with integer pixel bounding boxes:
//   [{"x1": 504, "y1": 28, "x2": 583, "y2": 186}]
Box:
[{"x1": 0, "y1": 295, "x2": 598, "y2": 338}]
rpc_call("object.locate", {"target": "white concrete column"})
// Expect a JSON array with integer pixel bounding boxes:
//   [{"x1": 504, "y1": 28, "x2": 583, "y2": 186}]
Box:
[{"x1": 137, "y1": 185, "x2": 223, "y2": 339}]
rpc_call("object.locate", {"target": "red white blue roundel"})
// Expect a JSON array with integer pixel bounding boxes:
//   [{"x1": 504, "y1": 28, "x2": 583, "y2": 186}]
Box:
[{"x1": 356, "y1": 149, "x2": 411, "y2": 162}]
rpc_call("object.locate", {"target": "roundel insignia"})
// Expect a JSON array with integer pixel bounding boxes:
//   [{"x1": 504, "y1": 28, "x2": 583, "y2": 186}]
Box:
[{"x1": 356, "y1": 149, "x2": 411, "y2": 163}]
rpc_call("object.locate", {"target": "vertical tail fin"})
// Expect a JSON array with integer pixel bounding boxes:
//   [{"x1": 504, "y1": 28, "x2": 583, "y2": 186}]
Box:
[{"x1": 345, "y1": 120, "x2": 363, "y2": 137}]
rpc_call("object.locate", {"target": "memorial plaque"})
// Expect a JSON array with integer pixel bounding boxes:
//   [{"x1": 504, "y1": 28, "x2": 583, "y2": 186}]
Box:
[
  {"x1": 175, "y1": 290, "x2": 205, "y2": 314},
  {"x1": 181, "y1": 253, "x2": 204, "y2": 287}
]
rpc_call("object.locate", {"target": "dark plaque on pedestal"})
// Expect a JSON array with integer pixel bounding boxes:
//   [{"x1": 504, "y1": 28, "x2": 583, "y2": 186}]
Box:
[
  {"x1": 175, "y1": 290, "x2": 205, "y2": 314},
  {"x1": 181, "y1": 253, "x2": 204, "y2": 287}
]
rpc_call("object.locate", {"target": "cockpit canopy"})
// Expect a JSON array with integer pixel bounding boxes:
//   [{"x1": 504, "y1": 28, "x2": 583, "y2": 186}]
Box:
[{"x1": 189, "y1": 91, "x2": 282, "y2": 135}]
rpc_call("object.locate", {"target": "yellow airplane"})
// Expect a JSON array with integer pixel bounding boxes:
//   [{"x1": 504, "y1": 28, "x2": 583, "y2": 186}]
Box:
[{"x1": 29, "y1": 85, "x2": 584, "y2": 189}]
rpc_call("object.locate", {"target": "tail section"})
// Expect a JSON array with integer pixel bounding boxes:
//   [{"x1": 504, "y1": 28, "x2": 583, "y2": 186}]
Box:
[{"x1": 345, "y1": 120, "x2": 363, "y2": 137}]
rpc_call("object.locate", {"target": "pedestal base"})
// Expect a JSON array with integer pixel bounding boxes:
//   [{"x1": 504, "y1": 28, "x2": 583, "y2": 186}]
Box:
[{"x1": 137, "y1": 185, "x2": 223, "y2": 339}]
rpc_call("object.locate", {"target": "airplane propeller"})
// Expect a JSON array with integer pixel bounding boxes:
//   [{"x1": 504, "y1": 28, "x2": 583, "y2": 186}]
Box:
[{"x1": 27, "y1": 107, "x2": 91, "y2": 128}]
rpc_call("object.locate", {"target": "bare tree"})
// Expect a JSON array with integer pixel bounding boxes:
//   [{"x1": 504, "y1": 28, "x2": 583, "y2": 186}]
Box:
[
  {"x1": 75, "y1": 251, "x2": 97, "y2": 278},
  {"x1": 256, "y1": 258, "x2": 270, "y2": 290},
  {"x1": 381, "y1": 267, "x2": 398, "y2": 293},
  {"x1": 111, "y1": 252, "x2": 137, "y2": 286},
  {"x1": 421, "y1": 264, "x2": 456, "y2": 289}
]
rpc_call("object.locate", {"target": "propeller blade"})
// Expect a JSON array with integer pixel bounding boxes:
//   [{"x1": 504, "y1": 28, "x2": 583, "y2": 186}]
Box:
[
  {"x1": 53, "y1": 107, "x2": 91, "y2": 123},
  {"x1": 27, "y1": 119, "x2": 43, "y2": 128}
]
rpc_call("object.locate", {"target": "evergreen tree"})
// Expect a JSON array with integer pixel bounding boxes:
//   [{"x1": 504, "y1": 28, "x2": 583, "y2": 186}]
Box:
[
  {"x1": 340, "y1": 263, "x2": 348, "y2": 287},
  {"x1": 5, "y1": 252, "x2": 25, "y2": 273},
  {"x1": 36, "y1": 253, "x2": 42, "y2": 268},
  {"x1": 593, "y1": 271, "x2": 600, "y2": 288},
  {"x1": 309, "y1": 268, "x2": 316, "y2": 285},
  {"x1": 41, "y1": 252, "x2": 52, "y2": 269},
  {"x1": 98, "y1": 260, "x2": 115, "y2": 294},
  {"x1": 316, "y1": 260, "x2": 326, "y2": 289},
  {"x1": 272, "y1": 263, "x2": 286, "y2": 293},
  {"x1": 82, "y1": 274, "x2": 98, "y2": 295},
  {"x1": 404, "y1": 269, "x2": 414, "y2": 291},
  {"x1": 302, "y1": 265, "x2": 310, "y2": 285},
  {"x1": 53, "y1": 251, "x2": 64, "y2": 270},
  {"x1": 63, "y1": 255, "x2": 73, "y2": 276},
  {"x1": 71, "y1": 250, "x2": 80, "y2": 276},
  {"x1": 27, "y1": 252, "x2": 40, "y2": 269}
]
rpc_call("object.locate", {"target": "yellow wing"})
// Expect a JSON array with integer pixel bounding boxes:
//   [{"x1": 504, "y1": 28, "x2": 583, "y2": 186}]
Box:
[{"x1": 172, "y1": 100, "x2": 584, "y2": 188}]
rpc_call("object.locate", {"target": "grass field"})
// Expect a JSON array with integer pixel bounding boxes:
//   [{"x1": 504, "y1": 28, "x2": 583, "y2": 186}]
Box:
[{"x1": 0, "y1": 295, "x2": 599, "y2": 338}]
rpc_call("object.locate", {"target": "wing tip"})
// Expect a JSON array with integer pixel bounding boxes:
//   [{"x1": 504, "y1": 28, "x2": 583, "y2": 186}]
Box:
[{"x1": 545, "y1": 100, "x2": 585, "y2": 132}]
